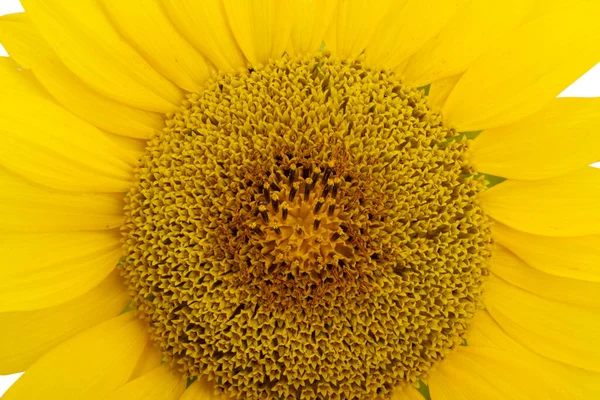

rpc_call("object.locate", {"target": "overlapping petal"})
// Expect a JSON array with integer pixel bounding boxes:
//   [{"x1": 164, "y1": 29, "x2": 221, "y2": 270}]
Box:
[
  {"x1": 102, "y1": 0, "x2": 213, "y2": 93},
  {"x1": 323, "y1": 0, "x2": 391, "y2": 59},
  {"x1": 490, "y1": 243, "x2": 600, "y2": 306},
  {"x1": 0, "y1": 271, "x2": 128, "y2": 374},
  {"x1": 428, "y1": 310, "x2": 600, "y2": 399},
  {"x1": 162, "y1": 0, "x2": 246, "y2": 72},
  {"x1": 492, "y1": 223, "x2": 600, "y2": 283},
  {"x1": 0, "y1": 168, "x2": 124, "y2": 232},
  {"x1": 0, "y1": 229, "x2": 121, "y2": 311},
  {"x1": 179, "y1": 379, "x2": 222, "y2": 400},
  {"x1": 20, "y1": 0, "x2": 184, "y2": 112},
  {"x1": 486, "y1": 275, "x2": 600, "y2": 373},
  {"x1": 287, "y1": 0, "x2": 337, "y2": 55},
  {"x1": 0, "y1": 58, "x2": 136, "y2": 192},
  {"x1": 480, "y1": 167, "x2": 600, "y2": 236},
  {"x1": 366, "y1": 0, "x2": 460, "y2": 71},
  {"x1": 470, "y1": 98, "x2": 600, "y2": 180},
  {"x1": 0, "y1": 14, "x2": 163, "y2": 139},
  {"x1": 105, "y1": 364, "x2": 186, "y2": 400},
  {"x1": 427, "y1": 74, "x2": 461, "y2": 110},
  {"x1": 3, "y1": 314, "x2": 148, "y2": 400},
  {"x1": 443, "y1": 2, "x2": 600, "y2": 130},
  {"x1": 403, "y1": 0, "x2": 533, "y2": 86},
  {"x1": 223, "y1": 0, "x2": 293, "y2": 66}
]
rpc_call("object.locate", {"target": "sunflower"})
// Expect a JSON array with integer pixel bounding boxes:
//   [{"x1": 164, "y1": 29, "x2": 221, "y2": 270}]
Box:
[{"x1": 1, "y1": 0, "x2": 600, "y2": 399}]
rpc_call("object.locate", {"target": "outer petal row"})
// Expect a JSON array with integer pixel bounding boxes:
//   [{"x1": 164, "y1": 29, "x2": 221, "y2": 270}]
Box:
[
  {"x1": 4, "y1": 0, "x2": 598, "y2": 144},
  {"x1": 0, "y1": 271, "x2": 128, "y2": 374},
  {"x1": 0, "y1": 229, "x2": 122, "y2": 312},
  {"x1": 470, "y1": 98, "x2": 600, "y2": 181},
  {"x1": 479, "y1": 167, "x2": 600, "y2": 237},
  {"x1": 0, "y1": 14, "x2": 163, "y2": 139},
  {"x1": 442, "y1": 2, "x2": 600, "y2": 131},
  {"x1": 3, "y1": 314, "x2": 148, "y2": 400},
  {"x1": 19, "y1": 0, "x2": 183, "y2": 113},
  {"x1": 486, "y1": 274, "x2": 600, "y2": 373},
  {"x1": 0, "y1": 58, "x2": 135, "y2": 192},
  {"x1": 428, "y1": 311, "x2": 600, "y2": 399}
]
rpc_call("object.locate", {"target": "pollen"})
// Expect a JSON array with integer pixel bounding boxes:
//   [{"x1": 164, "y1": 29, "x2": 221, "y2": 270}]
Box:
[{"x1": 120, "y1": 55, "x2": 492, "y2": 399}]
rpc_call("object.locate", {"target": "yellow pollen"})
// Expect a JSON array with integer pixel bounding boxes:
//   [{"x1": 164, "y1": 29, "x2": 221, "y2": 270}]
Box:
[{"x1": 120, "y1": 55, "x2": 492, "y2": 400}]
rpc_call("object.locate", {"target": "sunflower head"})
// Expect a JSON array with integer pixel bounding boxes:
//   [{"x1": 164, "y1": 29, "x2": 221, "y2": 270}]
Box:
[
  {"x1": 120, "y1": 55, "x2": 491, "y2": 399},
  {"x1": 2, "y1": 1, "x2": 599, "y2": 400}
]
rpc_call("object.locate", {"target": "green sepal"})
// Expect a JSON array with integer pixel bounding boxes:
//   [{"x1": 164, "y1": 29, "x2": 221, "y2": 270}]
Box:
[
  {"x1": 186, "y1": 376, "x2": 198, "y2": 388},
  {"x1": 417, "y1": 84, "x2": 431, "y2": 96},
  {"x1": 480, "y1": 173, "x2": 506, "y2": 188},
  {"x1": 119, "y1": 301, "x2": 135, "y2": 315},
  {"x1": 418, "y1": 380, "x2": 432, "y2": 400}
]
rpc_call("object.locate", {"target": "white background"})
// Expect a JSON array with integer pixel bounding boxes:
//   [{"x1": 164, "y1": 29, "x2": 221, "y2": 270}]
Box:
[{"x1": 1, "y1": 0, "x2": 600, "y2": 396}]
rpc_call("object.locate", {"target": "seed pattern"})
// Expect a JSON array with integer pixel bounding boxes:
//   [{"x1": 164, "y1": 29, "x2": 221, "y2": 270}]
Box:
[{"x1": 121, "y1": 55, "x2": 491, "y2": 400}]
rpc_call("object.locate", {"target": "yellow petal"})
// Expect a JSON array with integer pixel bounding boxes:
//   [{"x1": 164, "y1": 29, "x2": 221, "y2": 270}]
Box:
[
  {"x1": 323, "y1": 0, "x2": 391, "y2": 59},
  {"x1": 0, "y1": 14, "x2": 163, "y2": 139},
  {"x1": 492, "y1": 223, "x2": 600, "y2": 283},
  {"x1": 392, "y1": 59, "x2": 409, "y2": 76},
  {"x1": 403, "y1": 0, "x2": 534, "y2": 86},
  {"x1": 179, "y1": 379, "x2": 221, "y2": 400},
  {"x1": 470, "y1": 98, "x2": 600, "y2": 180},
  {"x1": 130, "y1": 343, "x2": 164, "y2": 380},
  {"x1": 0, "y1": 59, "x2": 135, "y2": 192},
  {"x1": 486, "y1": 274, "x2": 600, "y2": 373},
  {"x1": 429, "y1": 348, "x2": 521, "y2": 400},
  {"x1": 491, "y1": 243, "x2": 600, "y2": 307},
  {"x1": 391, "y1": 385, "x2": 425, "y2": 400},
  {"x1": 466, "y1": 310, "x2": 526, "y2": 349},
  {"x1": 0, "y1": 270, "x2": 128, "y2": 374},
  {"x1": 3, "y1": 314, "x2": 147, "y2": 400},
  {"x1": 524, "y1": 0, "x2": 588, "y2": 21},
  {"x1": 426, "y1": 74, "x2": 461, "y2": 110},
  {"x1": 0, "y1": 230, "x2": 122, "y2": 312},
  {"x1": 20, "y1": 0, "x2": 182, "y2": 113},
  {"x1": 0, "y1": 168, "x2": 124, "y2": 232},
  {"x1": 480, "y1": 167, "x2": 600, "y2": 236},
  {"x1": 428, "y1": 367, "x2": 475, "y2": 400},
  {"x1": 109, "y1": 135, "x2": 147, "y2": 169},
  {"x1": 162, "y1": 0, "x2": 246, "y2": 72},
  {"x1": 443, "y1": 2, "x2": 600, "y2": 131},
  {"x1": 102, "y1": 0, "x2": 212, "y2": 93},
  {"x1": 106, "y1": 364, "x2": 185, "y2": 400},
  {"x1": 366, "y1": 0, "x2": 459, "y2": 71},
  {"x1": 287, "y1": 0, "x2": 337, "y2": 55},
  {"x1": 222, "y1": 0, "x2": 293, "y2": 66},
  {"x1": 466, "y1": 310, "x2": 600, "y2": 399},
  {"x1": 430, "y1": 342, "x2": 588, "y2": 400}
]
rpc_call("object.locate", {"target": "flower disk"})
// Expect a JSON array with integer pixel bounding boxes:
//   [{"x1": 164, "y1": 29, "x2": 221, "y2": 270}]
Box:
[{"x1": 121, "y1": 55, "x2": 492, "y2": 400}]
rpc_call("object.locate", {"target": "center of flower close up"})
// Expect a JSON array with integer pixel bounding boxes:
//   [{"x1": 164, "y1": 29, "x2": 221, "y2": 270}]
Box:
[{"x1": 120, "y1": 55, "x2": 492, "y2": 399}]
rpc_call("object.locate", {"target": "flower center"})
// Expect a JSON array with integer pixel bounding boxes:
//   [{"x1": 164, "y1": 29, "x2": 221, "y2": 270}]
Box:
[{"x1": 121, "y1": 55, "x2": 491, "y2": 399}]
